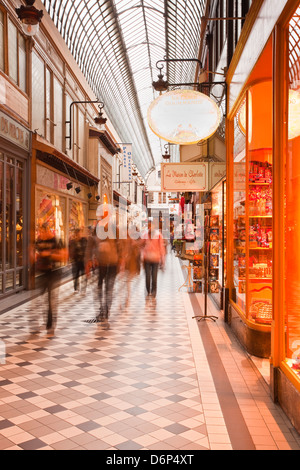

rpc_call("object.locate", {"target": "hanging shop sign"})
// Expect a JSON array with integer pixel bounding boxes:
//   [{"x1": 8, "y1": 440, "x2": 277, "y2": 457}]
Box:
[
  {"x1": 121, "y1": 143, "x2": 133, "y2": 182},
  {"x1": 209, "y1": 162, "x2": 226, "y2": 189},
  {"x1": 161, "y1": 162, "x2": 208, "y2": 192},
  {"x1": 147, "y1": 89, "x2": 222, "y2": 145}
]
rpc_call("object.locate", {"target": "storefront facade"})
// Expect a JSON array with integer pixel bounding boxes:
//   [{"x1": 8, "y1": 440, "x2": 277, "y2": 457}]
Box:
[
  {"x1": 0, "y1": 110, "x2": 31, "y2": 297},
  {"x1": 30, "y1": 135, "x2": 99, "y2": 281},
  {"x1": 226, "y1": 0, "x2": 300, "y2": 432}
]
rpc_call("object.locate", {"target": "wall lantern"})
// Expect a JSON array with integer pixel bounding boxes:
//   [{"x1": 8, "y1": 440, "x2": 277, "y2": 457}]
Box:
[
  {"x1": 15, "y1": 0, "x2": 43, "y2": 37},
  {"x1": 75, "y1": 186, "x2": 81, "y2": 194},
  {"x1": 66, "y1": 100, "x2": 105, "y2": 150},
  {"x1": 147, "y1": 89, "x2": 222, "y2": 145},
  {"x1": 66, "y1": 182, "x2": 73, "y2": 190},
  {"x1": 94, "y1": 104, "x2": 107, "y2": 127}
]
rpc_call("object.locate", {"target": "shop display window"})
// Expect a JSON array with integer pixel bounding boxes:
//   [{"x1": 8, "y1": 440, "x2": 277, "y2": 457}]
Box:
[
  {"x1": 285, "y1": 6, "x2": 300, "y2": 377},
  {"x1": 231, "y1": 80, "x2": 273, "y2": 326},
  {"x1": 69, "y1": 200, "x2": 87, "y2": 235},
  {"x1": 233, "y1": 101, "x2": 246, "y2": 312},
  {"x1": 209, "y1": 179, "x2": 226, "y2": 306},
  {"x1": 0, "y1": 153, "x2": 25, "y2": 295},
  {"x1": 36, "y1": 190, "x2": 67, "y2": 252}
]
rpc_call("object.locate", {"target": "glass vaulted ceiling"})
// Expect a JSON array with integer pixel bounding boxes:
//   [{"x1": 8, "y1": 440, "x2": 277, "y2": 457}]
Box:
[{"x1": 42, "y1": 0, "x2": 205, "y2": 177}]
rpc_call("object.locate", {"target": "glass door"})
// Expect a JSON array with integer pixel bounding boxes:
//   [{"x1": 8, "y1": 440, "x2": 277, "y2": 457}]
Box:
[{"x1": 0, "y1": 151, "x2": 25, "y2": 296}]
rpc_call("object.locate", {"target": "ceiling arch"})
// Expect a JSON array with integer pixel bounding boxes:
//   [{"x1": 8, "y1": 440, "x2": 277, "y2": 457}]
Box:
[{"x1": 42, "y1": 0, "x2": 206, "y2": 176}]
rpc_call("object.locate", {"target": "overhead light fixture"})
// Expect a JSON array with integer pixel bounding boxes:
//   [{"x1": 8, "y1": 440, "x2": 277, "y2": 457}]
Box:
[
  {"x1": 75, "y1": 186, "x2": 81, "y2": 194},
  {"x1": 15, "y1": 0, "x2": 43, "y2": 37},
  {"x1": 96, "y1": 195, "x2": 100, "y2": 201},
  {"x1": 66, "y1": 182, "x2": 73, "y2": 190},
  {"x1": 87, "y1": 192, "x2": 92, "y2": 199}
]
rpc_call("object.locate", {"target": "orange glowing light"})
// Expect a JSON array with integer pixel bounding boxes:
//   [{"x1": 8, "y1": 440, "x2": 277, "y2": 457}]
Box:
[{"x1": 238, "y1": 88, "x2": 300, "y2": 141}]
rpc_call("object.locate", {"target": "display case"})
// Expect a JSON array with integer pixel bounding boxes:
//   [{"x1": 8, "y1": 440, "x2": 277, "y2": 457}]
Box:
[
  {"x1": 209, "y1": 179, "x2": 226, "y2": 309},
  {"x1": 247, "y1": 149, "x2": 272, "y2": 325},
  {"x1": 230, "y1": 77, "x2": 273, "y2": 357}
]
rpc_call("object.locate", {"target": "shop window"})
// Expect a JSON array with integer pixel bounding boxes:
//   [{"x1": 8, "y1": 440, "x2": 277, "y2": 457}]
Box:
[
  {"x1": 233, "y1": 100, "x2": 246, "y2": 312},
  {"x1": 0, "y1": 156, "x2": 3, "y2": 273},
  {"x1": 231, "y1": 38, "x2": 273, "y2": 328},
  {"x1": 0, "y1": 9, "x2": 4, "y2": 72},
  {"x1": 32, "y1": 54, "x2": 63, "y2": 149},
  {"x1": 69, "y1": 200, "x2": 86, "y2": 235},
  {"x1": 7, "y1": 18, "x2": 26, "y2": 93},
  {"x1": 285, "y1": 6, "x2": 300, "y2": 377},
  {"x1": 0, "y1": 9, "x2": 27, "y2": 93},
  {"x1": 53, "y1": 77, "x2": 63, "y2": 151},
  {"x1": 0, "y1": 154, "x2": 25, "y2": 296},
  {"x1": 32, "y1": 52, "x2": 45, "y2": 136},
  {"x1": 36, "y1": 191, "x2": 67, "y2": 253}
]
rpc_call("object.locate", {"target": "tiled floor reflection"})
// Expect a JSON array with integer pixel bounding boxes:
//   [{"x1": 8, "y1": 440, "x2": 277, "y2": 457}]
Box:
[{"x1": 0, "y1": 253, "x2": 299, "y2": 450}]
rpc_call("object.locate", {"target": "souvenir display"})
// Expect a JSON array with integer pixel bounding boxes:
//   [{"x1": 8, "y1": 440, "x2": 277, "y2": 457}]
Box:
[
  {"x1": 193, "y1": 281, "x2": 202, "y2": 293},
  {"x1": 239, "y1": 281, "x2": 246, "y2": 294},
  {"x1": 210, "y1": 242, "x2": 219, "y2": 254},
  {"x1": 209, "y1": 280, "x2": 219, "y2": 293},
  {"x1": 249, "y1": 299, "x2": 272, "y2": 325},
  {"x1": 210, "y1": 215, "x2": 219, "y2": 227},
  {"x1": 233, "y1": 150, "x2": 273, "y2": 324}
]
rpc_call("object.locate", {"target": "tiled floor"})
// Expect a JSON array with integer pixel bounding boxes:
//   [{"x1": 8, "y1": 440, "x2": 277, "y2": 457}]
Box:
[{"x1": 0, "y1": 252, "x2": 299, "y2": 450}]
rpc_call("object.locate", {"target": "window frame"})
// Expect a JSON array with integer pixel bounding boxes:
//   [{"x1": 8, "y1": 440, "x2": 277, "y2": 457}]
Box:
[{"x1": 0, "y1": 7, "x2": 28, "y2": 94}]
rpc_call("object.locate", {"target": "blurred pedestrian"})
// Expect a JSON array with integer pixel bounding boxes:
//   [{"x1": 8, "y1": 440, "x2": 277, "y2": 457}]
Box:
[
  {"x1": 86, "y1": 220, "x2": 120, "y2": 321},
  {"x1": 35, "y1": 223, "x2": 66, "y2": 334},
  {"x1": 142, "y1": 220, "x2": 165, "y2": 301},
  {"x1": 119, "y1": 226, "x2": 141, "y2": 308},
  {"x1": 69, "y1": 228, "x2": 87, "y2": 292}
]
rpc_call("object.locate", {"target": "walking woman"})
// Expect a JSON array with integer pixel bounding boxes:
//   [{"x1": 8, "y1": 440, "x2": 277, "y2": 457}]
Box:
[{"x1": 142, "y1": 220, "x2": 165, "y2": 301}]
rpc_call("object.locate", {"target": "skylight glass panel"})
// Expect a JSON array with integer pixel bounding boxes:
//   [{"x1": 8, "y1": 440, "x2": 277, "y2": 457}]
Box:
[{"x1": 41, "y1": 0, "x2": 206, "y2": 175}]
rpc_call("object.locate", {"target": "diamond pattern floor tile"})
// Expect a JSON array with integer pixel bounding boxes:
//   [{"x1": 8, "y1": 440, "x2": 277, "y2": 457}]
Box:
[
  {"x1": 0, "y1": 254, "x2": 209, "y2": 450},
  {"x1": 0, "y1": 252, "x2": 300, "y2": 451}
]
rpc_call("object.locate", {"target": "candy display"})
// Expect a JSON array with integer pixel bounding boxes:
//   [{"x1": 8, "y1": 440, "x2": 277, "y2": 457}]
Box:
[
  {"x1": 233, "y1": 154, "x2": 273, "y2": 324},
  {"x1": 249, "y1": 161, "x2": 272, "y2": 184},
  {"x1": 249, "y1": 300, "x2": 272, "y2": 325}
]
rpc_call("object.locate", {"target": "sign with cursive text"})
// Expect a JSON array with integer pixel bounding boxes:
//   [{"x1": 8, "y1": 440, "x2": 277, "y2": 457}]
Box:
[{"x1": 161, "y1": 163, "x2": 208, "y2": 192}]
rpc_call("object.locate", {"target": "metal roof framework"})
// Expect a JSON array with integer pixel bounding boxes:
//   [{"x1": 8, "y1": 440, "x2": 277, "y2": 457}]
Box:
[{"x1": 42, "y1": 0, "x2": 206, "y2": 177}]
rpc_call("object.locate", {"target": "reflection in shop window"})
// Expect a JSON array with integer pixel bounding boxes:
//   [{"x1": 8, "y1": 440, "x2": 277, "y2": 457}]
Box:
[
  {"x1": 286, "y1": 6, "x2": 300, "y2": 376},
  {"x1": 233, "y1": 101, "x2": 246, "y2": 313},
  {"x1": 36, "y1": 192, "x2": 66, "y2": 254},
  {"x1": 0, "y1": 10, "x2": 4, "y2": 71},
  {"x1": 69, "y1": 200, "x2": 86, "y2": 236},
  {"x1": 0, "y1": 157, "x2": 3, "y2": 273}
]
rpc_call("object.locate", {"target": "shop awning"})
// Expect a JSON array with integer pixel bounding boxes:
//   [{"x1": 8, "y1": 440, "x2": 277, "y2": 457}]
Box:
[
  {"x1": 33, "y1": 136, "x2": 99, "y2": 187},
  {"x1": 113, "y1": 190, "x2": 131, "y2": 207},
  {"x1": 89, "y1": 128, "x2": 121, "y2": 156}
]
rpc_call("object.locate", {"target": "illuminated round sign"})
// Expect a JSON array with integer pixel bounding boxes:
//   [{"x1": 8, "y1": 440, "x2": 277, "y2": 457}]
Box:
[{"x1": 147, "y1": 89, "x2": 222, "y2": 145}]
